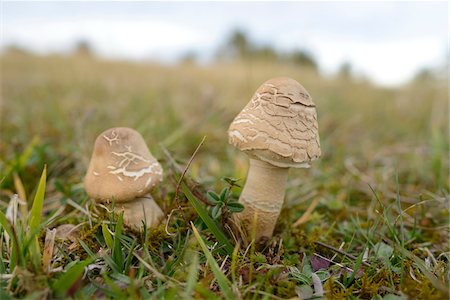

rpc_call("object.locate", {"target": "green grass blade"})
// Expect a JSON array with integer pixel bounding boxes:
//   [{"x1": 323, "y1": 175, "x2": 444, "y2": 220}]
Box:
[
  {"x1": 123, "y1": 240, "x2": 137, "y2": 275},
  {"x1": 191, "y1": 223, "x2": 234, "y2": 300},
  {"x1": 346, "y1": 249, "x2": 364, "y2": 286},
  {"x1": 52, "y1": 258, "x2": 92, "y2": 297},
  {"x1": 195, "y1": 284, "x2": 222, "y2": 300},
  {"x1": 395, "y1": 173, "x2": 405, "y2": 283},
  {"x1": 102, "y1": 223, "x2": 113, "y2": 249},
  {"x1": 102, "y1": 274, "x2": 127, "y2": 298},
  {"x1": 18, "y1": 136, "x2": 40, "y2": 170},
  {"x1": 182, "y1": 183, "x2": 234, "y2": 255},
  {"x1": 184, "y1": 252, "x2": 199, "y2": 298},
  {"x1": 78, "y1": 239, "x2": 97, "y2": 259},
  {"x1": 0, "y1": 136, "x2": 39, "y2": 188},
  {"x1": 164, "y1": 233, "x2": 189, "y2": 276},
  {"x1": 82, "y1": 237, "x2": 119, "y2": 273},
  {"x1": 0, "y1": 211, "x2": 21, "y2": 269},
  {"x1": 28, "y1": 166, "x2": 47, "y2": 270},
  {"x1": 112, "y1": 212, "x2": 124, "y2": 270}
]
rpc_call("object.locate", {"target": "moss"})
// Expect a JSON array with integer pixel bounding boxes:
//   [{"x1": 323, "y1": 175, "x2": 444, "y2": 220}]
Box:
[
  {"x1": 144, "y1": 223, "x2": 170, "y2": 253},
  {"x1": 74, "y1": 223, "x2": 102, "y2": 259},
  {"x1": 401, "y1": 265, "x2": 449, "y2": 300},
  {"x1": 357, "y1": 273, "x2": 383, "y2": 298},
  {"x1": 272, "y1": 279, "x2": 296, "y2": 298},
  {"x1": 324, "y1": 276, "x2": 356, "y2": 300}
]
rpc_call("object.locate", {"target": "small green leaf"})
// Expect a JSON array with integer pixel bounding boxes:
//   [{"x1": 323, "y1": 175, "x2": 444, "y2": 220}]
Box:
[
  {"x1": 207, "y1": 191, "x2": 220, "y2": 204},
  {"x1": 301, "y1": 258, "x2": 313, "y2": 277},
  {"x1": 374, "y1": 242, "x2": 393, "y2": 262},
  {"x1": 220, "y1": 177, "x2": 242, "y2": 188},
  {"x1": 296, "y1": 284, "x2": 313, "y2": 299},
  {"x1": 226, "y1": 202, "x2": 244, "y2": 212},
  {"x1": 211, "y1": 206, "x2": 222, "y2": 219},
  {"x1": 315, "y1": 270, "x2": 331, "y2": 282},
  {"x1": 219, "y1": 187, "x2": 229, "y2": 202},
  {"x1": 289, "y1": 267, "x2": 311, "y2": 285},
  {"x1": 182, "y1": 183, "x2": 234, "y2": 255}
]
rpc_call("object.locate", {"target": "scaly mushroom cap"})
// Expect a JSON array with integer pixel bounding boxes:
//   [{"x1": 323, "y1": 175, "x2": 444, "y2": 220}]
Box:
[
  {"x1": 84, "y1": 127, "x2": 163, "y2": 202},
  {"x1": 228, "y1": 77, "x2": 321, "y2": 168}
]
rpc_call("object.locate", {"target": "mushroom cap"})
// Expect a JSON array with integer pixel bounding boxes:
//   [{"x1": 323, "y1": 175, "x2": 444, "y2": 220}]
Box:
[
  {"x1": 84, "y1": 127, "x2": 163, "y2": 202},
  {"x1": 228, "y1": 77, "x2": 321, "y2": 168}
]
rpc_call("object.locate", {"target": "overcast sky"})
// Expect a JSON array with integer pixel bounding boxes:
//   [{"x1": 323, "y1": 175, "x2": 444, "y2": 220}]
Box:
[{"x1": 2, "y1": 1, "x2": 448, "y2": 86}]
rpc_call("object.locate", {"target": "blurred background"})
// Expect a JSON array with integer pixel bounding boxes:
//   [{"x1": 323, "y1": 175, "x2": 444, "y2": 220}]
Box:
[
  {"x1": 2, "y1": 2, "x2": 448, "y2": 86},
  {"x1": 1, "y1": 2, "x2": 448, "y2": 207}
]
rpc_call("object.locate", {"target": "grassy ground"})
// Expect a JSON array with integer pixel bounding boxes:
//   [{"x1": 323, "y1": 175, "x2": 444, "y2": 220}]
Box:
[{"x1": 0, "y1": 52, "x2": 449, "y2": 299}]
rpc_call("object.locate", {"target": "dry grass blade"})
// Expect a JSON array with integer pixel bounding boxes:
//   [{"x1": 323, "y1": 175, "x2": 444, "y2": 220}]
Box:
[
  {"x1": 175, "y1": 136, "x2": 207, "y2": 206},
  {"x1": 13, "y1": 173, "x2": 28, "y2": 220},
  {"x1": 292, "y1": 197, "x2": 321, "y2": 228},
  {"x1": 133, "y1": 253, "x2": 168, "y2": 282},
  {"x1": 314, "y1": 241, "x2": 371, "y2": 268},
  {"x1": 42, "y1": 228, "x2": 56, "y2": 273}
]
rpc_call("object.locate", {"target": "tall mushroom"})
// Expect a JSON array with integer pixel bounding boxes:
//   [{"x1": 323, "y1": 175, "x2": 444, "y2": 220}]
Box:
[
  {"x1": 84, "y1": 127, "x2": 164, "y2": 231},
  {"x1": 228, "y1": 77, "x2": 321, "y2": 243}
]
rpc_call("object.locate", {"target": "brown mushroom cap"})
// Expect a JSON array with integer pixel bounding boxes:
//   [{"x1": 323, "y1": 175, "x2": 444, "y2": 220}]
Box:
[
  {"x1": 228, "y1": 77, "x2": 321, "y2": 168},
  {"x1": 84, "y1": 127, "x2": 163, "y2": 202}
]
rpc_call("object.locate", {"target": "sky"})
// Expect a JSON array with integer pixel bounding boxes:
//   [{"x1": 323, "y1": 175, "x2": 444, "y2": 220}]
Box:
[{"x1": 1, "y1": 1, "x2": 448, "y2": 86}]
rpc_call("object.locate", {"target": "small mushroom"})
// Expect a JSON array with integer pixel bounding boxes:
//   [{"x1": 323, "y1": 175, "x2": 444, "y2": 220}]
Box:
[
  {"x1": 84, "y1": 127, "x2": 164, "y2": 231},
  {"x1": 228, "y1": 77, "x2": 321, "y2": 243}
]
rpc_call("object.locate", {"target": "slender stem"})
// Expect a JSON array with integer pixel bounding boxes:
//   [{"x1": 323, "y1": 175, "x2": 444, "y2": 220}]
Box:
[{"x1": 236, "y1": 159, "x2": 288, "y2": 242}]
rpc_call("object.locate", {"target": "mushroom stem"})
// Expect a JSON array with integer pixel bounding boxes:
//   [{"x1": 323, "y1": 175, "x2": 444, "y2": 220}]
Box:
[
  {"x1": 113, "y1": 195, "x2": 164, "y2": 231},
  {"x1": 236, "y1": 158, "x2": 289, "y2": 243}
]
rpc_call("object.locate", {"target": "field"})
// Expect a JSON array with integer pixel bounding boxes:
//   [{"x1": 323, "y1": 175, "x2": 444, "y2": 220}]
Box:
[{"x1": 0, "y1": 52, "x2": 449, "y2": 299}]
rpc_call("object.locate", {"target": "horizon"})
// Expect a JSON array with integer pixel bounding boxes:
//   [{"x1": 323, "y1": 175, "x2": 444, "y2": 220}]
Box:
[{"x1": 2, "y1": 1, "x2": 448, "y2": 87}]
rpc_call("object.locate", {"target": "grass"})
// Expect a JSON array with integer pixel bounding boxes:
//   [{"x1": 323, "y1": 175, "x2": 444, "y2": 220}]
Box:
[{"x1": 0, "y1": 51, "x2": 449, "y2": 299}]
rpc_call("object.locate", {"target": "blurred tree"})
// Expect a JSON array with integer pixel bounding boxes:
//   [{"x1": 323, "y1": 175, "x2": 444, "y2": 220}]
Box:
[
  {"x1": 413, "y1": 68, "x2": 434, "y2": 83},
  {"x1": 230, "y1": 30, "x2": 252, "y2": 57},
  {"x1": 338, "y1": 61, "x2": 353, "y2": 79},
  {"x1": 73, "y1": 40, "x2": 93, "y2": 57},
  {"x1": 4, "y1": 44, "x2": 30, "y2": 55},
  {"x1": 216, "y1": 29, "x2": 318, "y2": 68},
  {"x1": 289, "y1": 50, "x2": 318, "y2": 70},
  {"x1": 254, "y1": 45, "x2": 278, "y2": 61},
  {"x1": 179, "y1": 51, "x2": 198, "y2": 65},
  {"x1": 216, "y1": 29, "x2": 254, "y2": 60}
]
